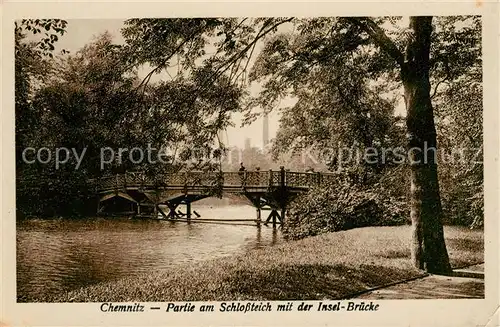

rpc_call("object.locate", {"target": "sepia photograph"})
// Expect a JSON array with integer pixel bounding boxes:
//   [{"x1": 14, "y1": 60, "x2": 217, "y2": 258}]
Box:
[
  {"x1": 14, "y1": 15, "x2": 485, "y2": 303},
  {"x1": 3, "y1": 2, "x2": 498, "y2": 325}
]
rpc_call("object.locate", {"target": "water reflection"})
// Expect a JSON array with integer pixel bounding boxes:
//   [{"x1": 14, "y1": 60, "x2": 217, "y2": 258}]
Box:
[{"x1": 16, "y1": 205, "x2": 282, "y2": 301}]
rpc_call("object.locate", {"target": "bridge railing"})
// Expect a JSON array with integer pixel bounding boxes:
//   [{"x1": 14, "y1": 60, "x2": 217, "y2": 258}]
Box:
[
  {"x1": 93, "y1": 175, "x2": 127, "y2": 192},
  {"x1": 223, "y1": 171, "x2": 275, "y2": 187},
  {"x1": 92, "y1": 169, "x2": 339, "y2": 193},
  {"x1": 177, "y1": 171, "x2": 221, "y2": 188},
  {"x1": 123, "y1": 171, "x2": 221, "y2": 188},
  {"x1": 246, "y1": 171, "x2": 274, "y2": 187}
]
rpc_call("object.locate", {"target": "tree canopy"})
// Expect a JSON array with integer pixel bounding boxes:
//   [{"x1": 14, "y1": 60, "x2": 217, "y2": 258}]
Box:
[{"x1": 15, "y1": 17, "x2": 482, "y2": 272}]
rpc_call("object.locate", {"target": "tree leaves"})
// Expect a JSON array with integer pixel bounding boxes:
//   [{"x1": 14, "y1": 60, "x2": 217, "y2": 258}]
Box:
[
  {"x1": 16, "y1": 19, "x2": 67, "y2": 58},
  {"x1": 15, "y1": 17, "x2": 482, "y2": 224}
]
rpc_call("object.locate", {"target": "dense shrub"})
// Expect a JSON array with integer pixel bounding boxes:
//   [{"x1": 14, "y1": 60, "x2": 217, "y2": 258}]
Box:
[
  {"x1": 440, "y1": 163, "x2": 483, "y2": 229},
  {"x1": 283, "y1": 172, "x2": 409, "y2": 240},
  {"x1": 442, "y1": 184, "x2": 483, "y2": 229},
  {"x1": 16, "y1": 167, "x2": 94, "y2": 218}
]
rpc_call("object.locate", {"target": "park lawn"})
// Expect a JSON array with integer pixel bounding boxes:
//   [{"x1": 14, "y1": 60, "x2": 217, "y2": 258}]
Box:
[{"x1": 48, "y1": 225, "x2": 483, "y2": 302}]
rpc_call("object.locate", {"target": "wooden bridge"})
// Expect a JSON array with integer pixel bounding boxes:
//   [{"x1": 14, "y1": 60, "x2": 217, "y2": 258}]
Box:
[{"x1": 91, "y1": 167, "x2": 336, "y2": 227}]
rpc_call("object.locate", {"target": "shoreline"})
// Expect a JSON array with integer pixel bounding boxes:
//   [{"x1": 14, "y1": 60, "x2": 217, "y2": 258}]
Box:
[{"x1": 21, "y1": 225, "x2": 484, "y2": 303}]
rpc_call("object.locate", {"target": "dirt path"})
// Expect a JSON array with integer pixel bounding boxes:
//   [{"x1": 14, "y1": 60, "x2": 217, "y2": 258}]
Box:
[{"x1": 356, "y1": 264, "x2": 484, "y2": 299}]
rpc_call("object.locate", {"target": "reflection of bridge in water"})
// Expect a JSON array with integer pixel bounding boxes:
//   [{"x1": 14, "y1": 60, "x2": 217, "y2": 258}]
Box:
[{"x1": 91, "y1": 167, "x2": 336, "y2": 228}]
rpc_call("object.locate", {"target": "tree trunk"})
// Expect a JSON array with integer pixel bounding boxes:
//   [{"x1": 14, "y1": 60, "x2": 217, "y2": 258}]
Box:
[{"x1": 402, "y1": 17, "x2": 451, "y2": 274}]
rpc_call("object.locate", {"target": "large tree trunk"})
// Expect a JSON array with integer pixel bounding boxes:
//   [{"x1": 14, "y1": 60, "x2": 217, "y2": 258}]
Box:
[{"x1": 402, "y1": 17, "x2": 451, "y2": 274}]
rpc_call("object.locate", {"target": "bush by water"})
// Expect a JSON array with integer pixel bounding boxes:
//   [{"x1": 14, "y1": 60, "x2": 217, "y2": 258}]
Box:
[{"x1": 283, "y1": 172, "x2": 409, "y2": 240}]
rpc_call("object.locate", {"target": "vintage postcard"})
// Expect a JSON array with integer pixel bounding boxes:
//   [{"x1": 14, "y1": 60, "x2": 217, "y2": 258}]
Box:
[{"x1": 1, "y1": 1, "x2": 499, "y2": 326}]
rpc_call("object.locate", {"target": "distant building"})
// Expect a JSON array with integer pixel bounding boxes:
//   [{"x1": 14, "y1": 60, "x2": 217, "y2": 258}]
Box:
[
  {"x1": 263, "y1": 113, "x2": 269, "y2": 148},
  {"x1": 244, "y1": 137, "x2": 251, "y2": 150}
]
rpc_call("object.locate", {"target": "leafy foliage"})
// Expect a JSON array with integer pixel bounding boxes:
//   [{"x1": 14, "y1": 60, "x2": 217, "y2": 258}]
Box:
[
  {"x1": 283, "y1": 169, "x2": 409, "y2": 240},
  {"x1": 15, "y1": 20, "x2": 67, "y2": 164},
  {"x1": 16, "y1": 20, "x2": 254, "y2": 217},
  {"x1": 15, "y1": 17, "x2": 482, "y2": 230},
  {"x1": 430, "y1": 16, "x2": 482, "y2": 228},
  {"x1": 15, "y1": 19, "x2": 68, "y2": 58},
  {"x1": 248, "y1": 16, "x2": 482, "y2": 231}
]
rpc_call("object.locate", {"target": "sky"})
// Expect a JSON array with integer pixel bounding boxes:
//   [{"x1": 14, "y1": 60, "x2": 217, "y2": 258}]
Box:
[{"x1": 36, "y1": 19, "x2": 405, "y2": 150}]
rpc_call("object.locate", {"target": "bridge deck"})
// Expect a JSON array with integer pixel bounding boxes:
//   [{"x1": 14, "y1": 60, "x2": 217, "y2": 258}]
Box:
[{"x1": 91, "y1": 169, "x2": 337, "y2": 194}]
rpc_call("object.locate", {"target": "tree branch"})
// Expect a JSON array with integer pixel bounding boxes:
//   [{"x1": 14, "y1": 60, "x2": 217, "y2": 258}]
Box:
[
  {"x1": 124, "y1": 18, "x2": 293, "y2": 125},
  {"x1": 210, "y1": 18, "x2": 292, "y2": 85},
  {"x1": 135, "y1": 27, "x2": 205, "y2": 91},
  {"x1": 346, "y1": 17, "x2": 405, "y2": 66},
  {"x1": 430, "y1": 55, "x2": 452, "y2": 99},
  {"x1": 430, "y1": 77, "x2": 448, "y2": 99},
  {"x1": 233, "y1": 38, "x2": 258, "y2": 84}
]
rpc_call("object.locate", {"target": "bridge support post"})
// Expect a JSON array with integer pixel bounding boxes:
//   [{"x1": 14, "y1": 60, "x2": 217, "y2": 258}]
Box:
[
  {"x1": 256, "y1": 207, "x2": 261, "y2": 226},
  {"x1": 166, "y1": 202, "x2": 179, "y2": 219},
  {"x1": 265, "y1": 210, "x2": 280, "y2": 228},
  {"x1": 186, "y1": 202, "x2": 192, "y2": 220},
  {"x1": 157, "y1": 205, "x2": 168, "y2": 219},
  {"x1": 263, "y1": 208, "x2": 285, "y2": 229}
]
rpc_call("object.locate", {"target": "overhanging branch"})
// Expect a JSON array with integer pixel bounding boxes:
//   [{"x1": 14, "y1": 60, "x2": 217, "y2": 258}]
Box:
[{"x1": 346, "y1": 17, "x2": 405, "y2": 66}]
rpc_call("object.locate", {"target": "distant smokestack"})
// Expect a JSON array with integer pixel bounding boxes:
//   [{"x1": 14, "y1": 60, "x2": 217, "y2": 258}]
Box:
[{"x1": 263, "y1": 113, "x2": 269, "y2": 148}]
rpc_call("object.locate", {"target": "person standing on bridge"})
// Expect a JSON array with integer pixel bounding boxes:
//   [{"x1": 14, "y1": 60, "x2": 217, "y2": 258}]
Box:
[{"x1": 238, "y1": 162, "x2": 246, "y2": 186}]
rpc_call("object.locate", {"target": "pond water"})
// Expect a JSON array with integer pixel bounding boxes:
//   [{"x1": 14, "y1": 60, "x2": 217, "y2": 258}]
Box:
[{"x1": 16, "y1": 204, "x2": 282, "y2": 301}]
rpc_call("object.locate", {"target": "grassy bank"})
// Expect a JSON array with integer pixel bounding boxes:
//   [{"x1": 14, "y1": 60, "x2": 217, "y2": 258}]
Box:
[{"x1": 42, "y1": 225, "x2": 483, "y2": 302}]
